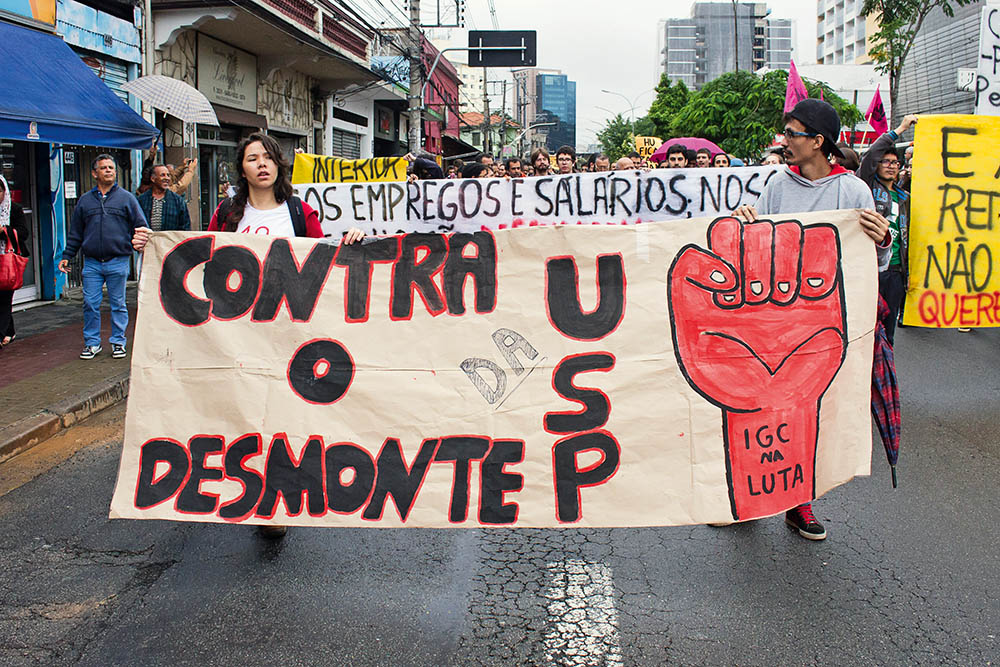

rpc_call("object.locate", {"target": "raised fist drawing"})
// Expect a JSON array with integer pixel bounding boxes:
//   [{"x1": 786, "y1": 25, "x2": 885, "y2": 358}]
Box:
[{"x1": 667, "y1": 217, "x2": 847, "y2": 520}]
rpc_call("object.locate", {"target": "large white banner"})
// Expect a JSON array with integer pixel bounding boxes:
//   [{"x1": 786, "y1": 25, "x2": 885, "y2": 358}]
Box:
[
  {"x1": 294, "y1": 166, "x2": 780, "y2": 237},
  {"x1": 110, "y1": 209, "x2": 877, "y2": 528}
]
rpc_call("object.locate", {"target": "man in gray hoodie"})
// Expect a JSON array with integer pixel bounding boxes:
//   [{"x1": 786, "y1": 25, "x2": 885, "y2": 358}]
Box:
[{"x1": 734, "y1": 99, "x2": 890, "y2": 541}]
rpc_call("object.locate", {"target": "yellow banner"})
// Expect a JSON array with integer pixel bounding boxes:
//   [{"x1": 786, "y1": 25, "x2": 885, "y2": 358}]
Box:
[
  {"x1": 906, "y1": 115, "x2": 1000, "y2": 327},
  {"x1": 291, "y1": 153, "x2": 408, "y2": 185},
  {"x1": 635, "y1": 136, "x2": 663, "y2": 159}
]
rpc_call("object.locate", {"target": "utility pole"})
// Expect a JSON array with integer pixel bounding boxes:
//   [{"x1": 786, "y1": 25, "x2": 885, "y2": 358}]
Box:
[
  {"x1": 482, "y1": 68, "x2": 491, "y2": 156},
  {"x1": 499, "y1": 80, "x2": 507, "y2": 154},
  {"x1": 731, "y1": 0, "x2": 739, "y2": 72},
  {"x1": 408, "y1": 0, "x2": 423, "y2": 153}
]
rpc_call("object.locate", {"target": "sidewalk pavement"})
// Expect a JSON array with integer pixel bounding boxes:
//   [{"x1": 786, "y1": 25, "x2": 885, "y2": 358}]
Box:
[{"x1": 0, "y1": 284, "x2": 138, "y2": 464}]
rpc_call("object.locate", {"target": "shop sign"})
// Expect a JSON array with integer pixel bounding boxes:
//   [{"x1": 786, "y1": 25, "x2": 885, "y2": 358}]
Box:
[{"x1": 197, "y1": 34, "x2": 258, "y2": 113}]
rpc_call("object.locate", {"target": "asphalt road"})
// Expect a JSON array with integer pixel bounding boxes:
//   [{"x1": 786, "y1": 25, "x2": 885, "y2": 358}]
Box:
[{"x1": 1, "y1": 325, "x2": 998, "y2": 666}]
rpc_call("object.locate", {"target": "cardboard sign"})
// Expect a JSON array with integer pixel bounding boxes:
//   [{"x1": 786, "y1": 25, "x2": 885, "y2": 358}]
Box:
[
  {"x1": 975, "y1": 5, "x2": 1000, "y2": 116},
  {"x1": 294, "y1": 166, "x2": 780, "y2": 237},
  {"x1": 905, "y1": 115, "x2": 1000, "y2": 327},
  {"x1": 635, "y1": 136, "x2": 663, "y2": 159},
  {"x1": 291, "y1": 153, "x2": 408, "y2": 185},
  {"x1": 110, "y1": 210, "x2": 877, "y2": 528}
]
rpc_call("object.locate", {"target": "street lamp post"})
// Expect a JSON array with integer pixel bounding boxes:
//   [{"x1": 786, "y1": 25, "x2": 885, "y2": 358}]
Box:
[{"x1": 601, "y1": 89, "x2": 636, "y2": 135}]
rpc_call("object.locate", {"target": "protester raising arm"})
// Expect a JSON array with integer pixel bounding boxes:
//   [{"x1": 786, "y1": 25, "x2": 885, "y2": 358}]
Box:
[{"x1": 858, "y1": 115, "x2": 917, "y2": 185}]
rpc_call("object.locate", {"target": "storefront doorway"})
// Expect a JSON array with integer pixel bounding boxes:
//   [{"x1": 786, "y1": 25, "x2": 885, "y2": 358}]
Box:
[
  {"x1": 198, "y1": 126, "x2": 239, "y2": 226},
  {"x1": 2, "y1": 140, "x2": 40, "y2": 304}
]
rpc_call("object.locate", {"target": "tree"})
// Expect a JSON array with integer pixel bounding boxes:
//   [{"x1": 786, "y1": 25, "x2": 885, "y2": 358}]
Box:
[
  {"x1": 646, "y1": 74, "x2": 691, "y2": 137},
  {"x1": 596, "y1": 114, "x2": 634, "y2": 161},
  {"x1": 666, "y1": 70, "x2": 862, "y2": 161},
  {"x1": 861, "y1": 0, "x2": 974, "y2": 125}
]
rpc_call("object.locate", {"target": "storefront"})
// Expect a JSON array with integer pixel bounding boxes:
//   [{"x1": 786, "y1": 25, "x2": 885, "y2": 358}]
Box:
[{"x1": 0, "y1": 13, "x2": 156, "y2": 303}]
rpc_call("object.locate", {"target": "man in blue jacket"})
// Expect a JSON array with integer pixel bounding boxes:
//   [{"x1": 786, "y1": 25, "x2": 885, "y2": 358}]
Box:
[{"x1": 59, "y1": 154, "x2": 148, "y2": 360}]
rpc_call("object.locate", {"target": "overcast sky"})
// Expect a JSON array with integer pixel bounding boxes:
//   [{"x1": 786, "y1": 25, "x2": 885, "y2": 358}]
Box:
[{"x1": 423, "y1": 0, "x2": 818, "y2": 149}]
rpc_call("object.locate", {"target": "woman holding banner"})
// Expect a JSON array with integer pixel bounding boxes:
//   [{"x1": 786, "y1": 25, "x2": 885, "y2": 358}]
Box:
[{"x1": 132, "y1": 133, "x2": 364, "y2": 538}]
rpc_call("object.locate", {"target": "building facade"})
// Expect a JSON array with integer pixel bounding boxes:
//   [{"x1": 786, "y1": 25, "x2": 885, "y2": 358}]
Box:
[
  {"x1": 658, "y1": 2, "x2": 793, "y2": 89},
  {"x1": 816, "y1": 0, "x2": 874, "y2": 65},
  {"x1": 512, "y1": 68, "x2": 576, "y2": 152},
  {"x1": 895, "y1": 1, "x2": 980, "y2": 121}
]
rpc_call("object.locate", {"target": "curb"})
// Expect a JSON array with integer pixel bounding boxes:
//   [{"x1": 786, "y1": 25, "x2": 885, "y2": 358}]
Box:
[{"x1": 0, "y1": 372, "x2": 130, "y2": 465}]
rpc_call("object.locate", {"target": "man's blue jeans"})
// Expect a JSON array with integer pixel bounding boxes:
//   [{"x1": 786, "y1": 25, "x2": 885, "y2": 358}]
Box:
[{"x1": 81, "y1": 255, "x2": 130, "y2": 347}]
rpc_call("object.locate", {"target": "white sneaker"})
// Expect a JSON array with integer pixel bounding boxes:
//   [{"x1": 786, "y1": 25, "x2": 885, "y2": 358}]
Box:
[
  {"x1": 111, "y1": 344, "x2": 127, "y2": 359},
  {"x1": 80, "y1": 345, "x2": 102, "y2": 360}
]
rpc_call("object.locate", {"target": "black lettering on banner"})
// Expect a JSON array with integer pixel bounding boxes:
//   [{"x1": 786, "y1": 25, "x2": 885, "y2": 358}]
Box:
[
  {"x1": 176, "y1": 436, "x2": 224, "y2": 514},
  {"x1": 406, "y1": 182, "x2": 421, "y2": 220},
  {"x1": 302, "y1": 186, "x2": 323, "y2": 222},
  {"x1": 644, "y1": 178, "x2": 667, "y2": 212},
  {"x1": 745, "y1": 172, "x2": 762, "y2": 198},
  {"x1": 544, "y1": 353, "x2": 615, "y2": 434},
  {"x1": 391, "y1": 233, "x2": 447, "y2": 318},
  {"x1": 219, "y1": 434, "x2": 265, "y2": 520},
  {"x1": 422, "y1": 180, "x2": 438, "y2": 221},
  {"x1": 321, "y1": 186, "x2": 343, "y2": 222},
  {"x1": 700, "y1": 175, "x2": 721, "y2": 212},
  {"x1": 160, "y1": 236, "x2": 212, "y2": 326},
  {"x1": 545, "y1": 254, "x2": 626, "y2": 340},
  {"x1": 491, "y1": 327, "x2": 538, "y2": 375},
  {"x1": 334, "y1": 237, "x2": 400, "y2": 322},
  {"x1": 325, "y1": 443, "x2": 377, "y2": 513},
  {"x1": 434, "y1": 436, "x2": 490, "y2": 522},
  {"x1": 460, "y1": 358, "x2": 507, "y2": 403},
  {"x1": 535, "y1": 178, "x2": 555, "y2": 216},
  {"x1": 363, "y1": 438, "x2": 439, "y2": 521},
  {"x1": 610, "y1": 177, "x2": 632, "y2": 216},
  {"x1": 555, "y1": 178, "x2": 574, "y2": 216},
  {"x1": 350, "y1": 184, "x2": 366, "y2": 220},
  {"x1": 203, "y1": 245, "x2": 261, "y2": 320},
  {"x1": 135, "y1": 439, "x2": 190, "y2": 509},
  {"x1": 251, "y1": 239, "x2": 337, "y2": 321},
  {"x1": 941, "y1": 127, "x2": 977, "y2": 178},
  {"x1": 575, "y1": 175, "x2": 593, "y2": 216},
  {"x1": 256, "y1": 435, "x2": 326, "y2": 518},
  {"x1": 665, "y1": 175, "x2": 687, "y2": 214},
  {"x1": 937, "y1": 183, "x2": 967, "y2": 234},
  {"x1": 725, "y1": 174, "x2": 744, "y2": 209},
  {"x1": 593, "y1": 175, "x2": 609, "y2": 216},
  {"x1": 459, "y1": 180, "x2": 484, "y2": 218},
  {"x1": 387, "y1": 183, "x2": 405, "y2": 221},
  {"x1": 511, "y1": 179, "x2": 524, "y2": 216},
  {"x1": 443, "y1": 232, "x2": 497, "y2": 315},
  {"x1": 287, "y1": 339, "x2": 355, "y2": 404},
  {"x1": 634, "y1": 172, "x2": 644, "y2": 214},
  {"x1": 552, "y1": 431, "x2": 621, "y2": 523},
  {"x1": 484, "y1": 180, "x2": 503, "y2": 217},
  {"x1": 367, "y1": 183, "x2": 388, "y2": 220},
  {"x1": 479, "y1": 439, "x2": 524, "y2": 525},
  {"x1": 438, "y1": 181, "x2": 458, "y2": 221},
  {"x1": 312, "y1": 158, "x2": 328, "y2": 183}
]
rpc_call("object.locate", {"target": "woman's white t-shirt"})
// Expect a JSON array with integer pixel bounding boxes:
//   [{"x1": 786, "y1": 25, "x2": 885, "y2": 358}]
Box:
[{"x1": 236, "y1": 202, "x2": 295, "y2": 237}]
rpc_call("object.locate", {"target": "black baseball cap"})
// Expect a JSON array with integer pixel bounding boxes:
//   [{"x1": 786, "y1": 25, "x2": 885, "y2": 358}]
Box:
[{"x1": 786, "y1": 99, "x2": 845, "y2": 159}]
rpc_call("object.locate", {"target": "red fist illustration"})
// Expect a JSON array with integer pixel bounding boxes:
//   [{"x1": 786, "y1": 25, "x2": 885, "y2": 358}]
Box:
[{"x1": 667, "y1": 217, "x2": 847, "y2": 520}]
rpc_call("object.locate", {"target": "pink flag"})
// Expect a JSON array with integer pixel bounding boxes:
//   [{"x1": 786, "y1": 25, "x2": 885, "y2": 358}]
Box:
[
  {"x1": 784, "y1": 60, "x2": 809, "y2": 113},
  {"x1": 866, "y1": 86, "x2": 889, "y2": 136}
]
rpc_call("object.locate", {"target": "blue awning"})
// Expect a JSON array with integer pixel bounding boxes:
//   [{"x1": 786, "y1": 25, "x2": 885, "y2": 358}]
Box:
[{"x1": 0, "y1": 21, "x2": 158, "y2": 149}]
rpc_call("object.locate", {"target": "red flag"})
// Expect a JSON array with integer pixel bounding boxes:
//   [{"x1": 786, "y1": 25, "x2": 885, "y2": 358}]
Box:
[
  {"x1": 784, "y1": 60, "x2": 809, "y2": 114},
  {"x1": 865, "y1": 86, "x2": 889, "y2": 136},
  {"x1": 820, "y1": 89, "x2": 825, "y2": 102}
]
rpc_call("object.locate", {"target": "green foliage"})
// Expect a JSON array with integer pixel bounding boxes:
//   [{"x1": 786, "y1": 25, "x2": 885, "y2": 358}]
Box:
[
  {"x1": 633, "y1": 115, "x2": 656, "y2": 138},
  {"x1": 596, "y1": 114, "x2": 634, "y2": 161},
  {"x1": 595, "y1": 70, "x2": 862, "y2": 163},
  {"x1": 861, "y1": 0, "x2": 974, "y2": 119},
  {"x1": 646, "y1": 74, "x2": 691, "y2": 137},
  {"x1": 664, "y1": 70, "x2": 860, "y2": 161}
]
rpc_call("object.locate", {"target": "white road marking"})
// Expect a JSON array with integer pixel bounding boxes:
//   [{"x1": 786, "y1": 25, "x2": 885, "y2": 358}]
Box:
[{"x1": 542, "y1": 558, "x2": 624, "y2": 666}]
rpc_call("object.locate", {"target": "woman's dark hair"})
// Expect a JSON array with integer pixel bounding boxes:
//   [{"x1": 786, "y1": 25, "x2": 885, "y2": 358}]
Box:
[
  {"x1": 713, "y1": 153, "x2": 730, "y2": 166},
  {"x1": 221, "y1": 132, "x2": 294, "y2": 231},
  {"x1": 462, "y1": 163, "x2": 491, "y2": 179}
]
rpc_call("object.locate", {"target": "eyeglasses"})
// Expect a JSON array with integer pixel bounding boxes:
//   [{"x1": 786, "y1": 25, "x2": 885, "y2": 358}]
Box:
[
  {"x1": 878, "y1": 159, "x2": 901, "y2": 167},
  {"x1": 783, "y1": 128, "x2": 818, "y2": 138}
]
